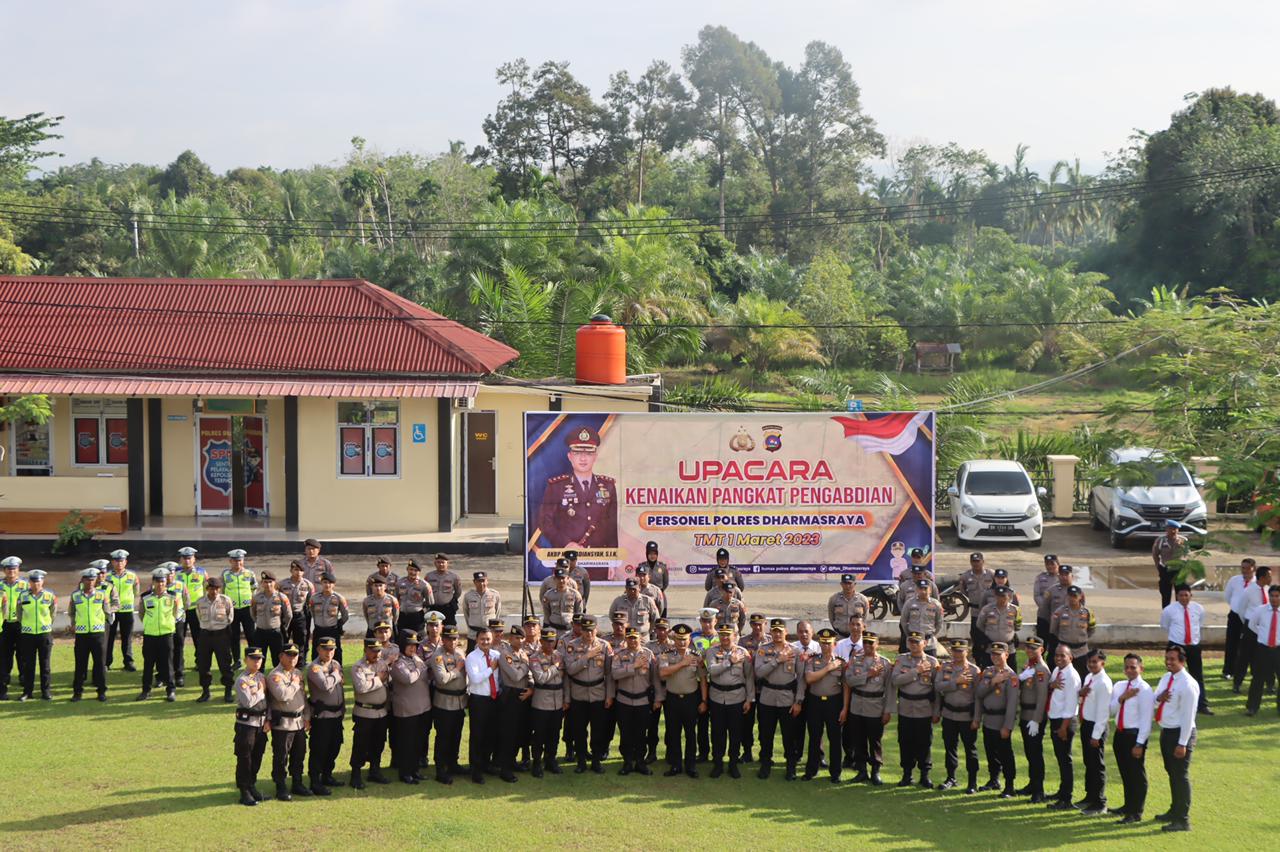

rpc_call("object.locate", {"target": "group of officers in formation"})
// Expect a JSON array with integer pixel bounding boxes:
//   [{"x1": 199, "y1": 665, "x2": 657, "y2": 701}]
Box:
[{"x1": 4, "y1": 541, "x2": 1277, "y2": 836}]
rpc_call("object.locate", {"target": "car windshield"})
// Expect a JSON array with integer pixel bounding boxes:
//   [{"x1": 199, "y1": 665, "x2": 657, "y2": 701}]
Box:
[
  {"x1": 964, "y1": 471, "x2": 1032, "y2": 496},
  {"x1": 1116, "y1": 463, "x2": 1190, "y2": 488}
]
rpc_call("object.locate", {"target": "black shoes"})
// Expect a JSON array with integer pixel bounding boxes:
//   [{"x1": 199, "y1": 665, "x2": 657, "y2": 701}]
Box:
[
  {"x1": 349, "y1": 770, "x2": 365, "y2": 790},
  {"x1": 310, "y1": 778, "x2": 332, "y2": 796},
  {"x1": 367, "y1": 769, "x2": 389, "y2": 785},
  {"x1": 224, "y1": 688, "x2": 234, "y2": 704},
  {"x1": 196, "y1": 689, "x2": 210, "y2": 703},
  {"x1": 591, "y1": 760, "x2": 604, "y2": 774},
  {"x1": 136, "y1": 690, "x2": 150, "y2": 701},
  {"x1": 757, "y1": 764, "x2": 771, "y2": 780},
  {"x1": 71, "y1": 694, "x2": 82, "y2": 703},
  {"x1": 635, "y1": 764, "x2": 652, "y2": 776},
  {"x1": 936, "y1": 777, "x2": 957, "y2": 790},
  {"x1": 546, "y1": 760, "x2": 563, "y2": 775},
  {"x1": 276, "y1": 783, "x2": 292, "y2": 802},
  {"x1": 869, "y1": 769, "x2": 883, "y2": 786},
  {"x1": 500, "y1": 773, "x2": 518, "y2": 783},
  {"x1": 619, "y1": 762, "x2": 633, "y2": 776},
  {"x1": 664, "y1": 765, "x2": 683, "y2": 777},
  {"x1": 165, "y1": 690, "x2": 176, "y2": 702},
  {"x1": 728, "y1": 763, "x2": 741, "y2": 779},
  {"x1": 1162, "y1": 821, "x2": 1190, "y2": 832},
  {"x1": 290, "y1": 780, "x2": 312, "y2": 797},
  {"x1": 978, "y1": 780, "x2": 1001, "y2": 792},
  {"x1": 239, "y1": 788, "x2": 257, "y2": 807},
  {"x1": 897, "y1": 773, "x2": 913, "y2": 788},
  {"x1": 710, "y1": 763, "x2": 724, "y2": 779}
]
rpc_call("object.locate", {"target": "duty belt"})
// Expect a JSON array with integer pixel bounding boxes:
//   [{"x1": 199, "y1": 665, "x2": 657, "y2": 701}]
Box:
[
  {"x1": 900, "y1": 690, "x2": 935, "y2": 701},
  {"x1": 309, "y1": 701, "x2": 344, "y2": 712},
  {"x1": 271, "y1": 710, "x2": 303, "y2": 721},
  {"x1": 433, "y1": 687, "x2": 465, "y2": 697},
  {"x1": 943, "y1": 700, "x2": 973, "y2": 713},
  {"x1": 851, "y1": 687, "x2": 884, "y2": 698},
  {"x1": 355, "y1": 700, "x2": 388, "y2": 710},
  {"x1": 666, "y1": 690, "x2": 697, "y2": 699},
  {"x1": 235, "y1": 707, "x2": 266, "y2": 718},
  {"x1": 1021, "y1": 702, "x2": 1039, "y2": 710},
  {"x1": 617, "y1": 688, "x2": 649, "y2": 700},
  {"x1": 549, "y1": 622, "x2": 568, "y2": 630},
  {"x1": 708, "y1": 681, "x2": 742, "y2": 692},
  {"x1": 569, "y1": 676, "x2": 604, "y2": 687},
  {"x1": 532, "y1": 683, "x2": 563, "y2": 691},
  {"x1": 763, "y1": 680, "x2": 798, "y2": 693}
]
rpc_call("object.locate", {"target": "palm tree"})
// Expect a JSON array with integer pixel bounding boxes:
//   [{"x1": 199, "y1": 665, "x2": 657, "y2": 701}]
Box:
[{"x1": 722, "y1": 293, "x2": 825, "y2": 380}]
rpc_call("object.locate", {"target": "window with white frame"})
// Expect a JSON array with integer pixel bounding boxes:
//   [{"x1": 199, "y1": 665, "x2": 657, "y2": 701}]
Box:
[
  {"x1": 337, "y1": 401, "x2": 400, "y2": 477},
  {"x1": 8, "y1": 418, "x2": 52, "y2": 476},
  {"x1": 70, "y1": 398, "x2": 130, "y2": 466}
]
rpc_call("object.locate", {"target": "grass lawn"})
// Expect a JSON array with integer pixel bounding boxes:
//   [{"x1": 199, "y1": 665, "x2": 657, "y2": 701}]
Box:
[{"x1": 3, "y1": 645, "x2": 1275, "y2": 850}]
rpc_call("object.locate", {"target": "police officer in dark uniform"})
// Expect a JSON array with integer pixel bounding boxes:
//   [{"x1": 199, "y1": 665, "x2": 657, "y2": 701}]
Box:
[
  {"x1": 641, "y1": 541, "x2": 670, "y2": 613},
  {"x1": 704, "y1": 548, "x2": 746, "y2": 592},
  {"x1": 537, "y1": 426, "x2": 618, "y2": 549}
]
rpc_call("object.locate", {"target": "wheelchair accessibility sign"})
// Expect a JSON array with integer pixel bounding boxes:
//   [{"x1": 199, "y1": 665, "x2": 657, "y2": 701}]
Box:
[{"x1": 411, "y1": 423, "x2": 427, "y2": 444}]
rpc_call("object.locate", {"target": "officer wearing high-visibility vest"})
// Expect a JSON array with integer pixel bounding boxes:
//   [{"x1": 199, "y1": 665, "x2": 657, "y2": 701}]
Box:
[
  {"x1": 171, "y1": 546, "x2": 206, "y2": 688},
  {"x1": 222, "y1": 549, "x2": 257, "y2": 668},
  {"x1": 104, "y1": 549, "x2": 139, "y2": 672},
  {"x1": 138, "y1": 566, "x2": 182, "y2": 702},
  {"x1": 0, "y1": 555, "x2": 29, "y2": 701},
  {"x1": 68, "y1": 564, "x2": 116, "y2": 702},
  {"x1": 16, "y1": 569, "x2": 57, "y2": 701}
]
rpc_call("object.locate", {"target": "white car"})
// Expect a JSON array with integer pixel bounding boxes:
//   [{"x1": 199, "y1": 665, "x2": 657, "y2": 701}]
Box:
[
  {"x1": 1088, "y1": 447, "x2": 1208, "y2": 548},
  {"x1": 947, "y1": 460, "x2": 1046, "y2": 546}
]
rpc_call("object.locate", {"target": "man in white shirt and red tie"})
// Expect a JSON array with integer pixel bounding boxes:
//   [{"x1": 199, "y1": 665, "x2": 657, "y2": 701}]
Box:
[
  {"x1": 1076, "y1": 650, "x2": 1112, "y2": 815},
  {"x1": 465, "y1": 627, "x2": 502, "y2": 784},
  {"x1": 1153, "y1": 644, "x2": 1199, "y2": 832},
  {"x1": 1159, "y1": 584, "x2": 1211, "y2": 715},
  {"x1": 1109, "y1": 652, "x2": 1154, "y2": 824},
  {"x1": 1231, "y1": 564, "x2": 1273, "y2": 694},
  {"x1": 1221, "y1": 558, "x2": 1256, "y2": 679},
  {"x1": 1044, "y1": 645, "x2": 1082, "y2": 811},
  {"x1": 1244, "y1": 584, "x2": 1280, "y2": 717}
]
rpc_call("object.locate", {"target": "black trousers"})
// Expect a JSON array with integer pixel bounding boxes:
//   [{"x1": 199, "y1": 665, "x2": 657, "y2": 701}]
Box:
[
  {"x1": 398, "y1": 610, "x2": 425, "y2": 637},
  {"x1": 941, "y1": 717, "x2": 979, "y2": 780},
  {"x1": 1081, "y1": 727, "x2": 1107, "y2": 806},
  {"x1": 741, "y1": 699, "x2": 757, "y2": 755},
  {"x1": 72, "y1": 632, "x2": 107, "y2": 695},
  {"x1": 234, "y1": 724, "x2": 267, "y2": 789},
  {"x1": 848, "y1": 713, "x2": 885, "y2": 770},
  {"x1": 1183, "y1": 645, "x2": 1209, "y2": 711},
  {"x1": 1112, "y1": 728, "x2": 1147, "y2": 816},
  {"x1": 1246, "y1": 644, "x2": 1280, "y2": 713},
  {"x1": 270, "y1": 727, "x2": 307, "y2": 783},
  {"x1": 982, "y1": 726, "x2": 1016, "y2": 786},
  {"x1": 394, "y1": 713, "x2": 427, "y2": 777},
  {"x1": 350, "y1": 715, "x2": 388, "y2": 770},
  {"x1": 0, "y1": 621, "x2": 20, "y2": 692},
  {"x1": 308, "y1": 716, "x2": 344, "y2": 779},
  {"x1": 568, "y1": 698, "x2": 609, "y2": 762},
  {"x1": 709, "y1": 699, "x2": 745, "y2": 765},
  {"x1": 1234, "y1": 628, "x2": 1259, "y2": 692},
  {"x1": 437, "y1": 599, "x2": 458, "y2": 627},
  {"x1": 196, "y1": 628, "x2": 235, "y2": 689},
  {"x1": 1156, "y1": 563, "x2": 1174, "y2": 609},
  {"x1": 141, "y1": 634, "x2": 174, "y2": 691},
  {"x1": 1160, "y1": 727, "x2": 1195, "y2": 822},
  {"x1": 646, "y1": 698, "x2": 661, "y2": 758},
  {"x1": 1224, "y1": 611, "x2": 1245, "y2": 676},
  {"x1": 433, "y1": 708, "x2": 464, "y2": 773},
  {"x1": 230, "y1": 607, "x2": 253, "y2": 662},
  {"x1": 106, "y1": 611, "x2": 134, "y2": 668},
  {"x1": 1049, "y1": 718, "x2": 1076, "y2": 799},
  {"x1": 662, "y1": 692, "x2": 699, "y2": 768},
  {"x1": 286, "y1": 611, "x2": 310, "y2": 662},
  {"x1": 312, "y1": 625, "x2": 344, "y2": 664},
  {"x1": 896, "y1": 716, "x2": 932, "y2": 772},
  {"x1": 1019, "y1": 717, "x2": 1046, "y2": 794},
  {"x1": 254, "y1": 627, "x2": 285, "y2": 668},
  {"x1": 616, "y1": 701, "x2": 652, "y2": 765},
  {"x1": 804, "y1": 696, "x2": 841, "y2": 778},
  {"x1": 758, "y1": 702, "x2": 801, "y2": 767},
  {"x1": 697, "y1": 702, "x2": 710, "y2": 759},
  {"x1": 18, "y1": 633, "x2": 52, "y2": 695},
  {"x1": 499, "y1": 692, "x2": 532, "y2": 772},
  {"x1": 172, "y1": 614, "x2": 194, "y2": 681},
  {"x1": 1036, "y1": 618, "x2": 1052, "y2": 658},
  {"x1": 530, "y1": 706, "x2": 564, "y2": 765},
  {"x1": 468, "y1": 694, "x2": 499, "y2": 775}
]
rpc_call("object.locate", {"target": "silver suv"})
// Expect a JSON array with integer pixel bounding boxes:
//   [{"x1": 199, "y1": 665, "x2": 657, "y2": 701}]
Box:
[{"x1": 1088, "y1": 447, "x2": 1208, "y2": 547}]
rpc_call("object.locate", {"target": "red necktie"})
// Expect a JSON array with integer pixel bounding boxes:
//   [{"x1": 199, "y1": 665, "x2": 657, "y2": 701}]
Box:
[
  {"x1": 487, "y1": 653, "x2": 498, "y2": 698},
  {"x1": 1269, "y1": 610, "x2": 1278, "y2": 648},
  {"x1": 1155, "y1": 677, "x2": 1169, "y2": 722},
  {"x1": 1262, "y1": 585, "x2": 1268, "y2": 605},
  {"x1": 1183, "y1": 606, "x2": 1193, "y2": 645},
  {"x1": 1117, "y1": 682, "x2": 1127, "y2": 729}
]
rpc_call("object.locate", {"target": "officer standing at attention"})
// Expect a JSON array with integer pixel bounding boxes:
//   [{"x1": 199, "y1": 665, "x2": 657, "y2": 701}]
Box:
[
  {"x1": 738, "y1": 612, "x2": 767, "y2": 764},
  {"x1": 657, "y1": 623, "x2": 705, "y2": 778},
  {"x1": 222, "y1": 549, "x2": 257, "y2": 668},
  {"x1": 426, "y1": 554, "x2": 462, "y2": 627},
  {"x1": 890, "y1": 632, "x2": 937, "y2": 787},
  {"x1": 1152, "y1": 520, "x2": 1187, "y2": 609},
  {"x1": 171, "y1": 547, "x2": 206, "y2": 688},
  {"x1": 232, "y1": 647, "x2": 270, "y2": 806},
  {"x1": 803, "y1": 628, "x2": 844, "y2": 783},
  {"x1": 462, "y1": 572, "x2": 501, "y2": 653},
  {"x1": 704, "y1": 548, "x2": 746, "y2": 592},
  {"x1": 1110, "y1": 652, "x2": 1154, "y2": 824},
  {"x1": 611, "y1": 579, "x2": 660, "y2": 638},
  {"x1": 565, "y1": 615, "x2": 611, "y2": 774},
  {"x1": 16, "y1": 569, "x2": 57, "y2": 700},
  {"x1": 901, "y1": 579, "x2": 944, "y2": 655},
  {"x1": 104, "y1": 549, "x2": 139, "y2": 672},
  {"x1": 390, "y1": 632, "x2": 432, "y2": 784},
  {"x1": 68, "y1": 565, "x2": 113, "y2": 702},
  {"x1": 975, "y1": 586, "x2": 1022, "y2": 670},
  {"x1": 266, "y1": 643, "x2": 311, "y2": 800},
  {"x1": 1033, "y1": 555, "x2": 1060, "y2": 655},
  {"x1": 542, "y1": 566, "x2": 583, "y2": 636},
  {"x1": 0, "y1": 556, "x2": 28, "y2": 699},
  {"x1": 251, "y1": 571, "x2": 292, "y2": 667},
  {"x1": 755, "y1": 618, "x2": 803, "y2": 780},
  {"x1": 608, "y1": 626, "x2": 657, "y2": 776},
  {"x1": 1015, "y1": 636, "x2": 1051, "y2": 802},
  {"x1": 306, "y1": 636, "x2": 346, "y2": 795},
  {"x1": 194, "y1": 576, "x2": 236, "y2": 703},
  {"x1": 1050, "y1": 585, "x2": 1096, "y2": 679},
  {"x1": 429, "y1": 625, "x2": 468, "y2": 784},
  {"x1": 635, "y1": 565, "x2": 666, "y2": 622},
  {"x1": 640, "y1": 541, "x2": 670, "y2": 613},
  {"x1": 1244, "y1": 583, "x2": 1280, "y2": 716},
  {"x1": 365, "y1": 558, "x2": 399, "y2": 598},
  {"x1": 704, "y1": 623, "x2": 754, "y2": 778},
  {"x1": 349, "y1": 637, "x2": 392, "y2": 789},
  {"x1": 933, "y1": 638, "x2": 980, "y2": 793},
  {"x1": 974, "y1": 641, "x2": 1019, "y2": 798},
  {"x1": 279, "y1": 561, "x2": 315, "y2": 663},
  {"x1": 843, "y1": 631, "x2": 890, "y2": 785},
  {"x1": 828, "y1": 573, "x2": 869, "y2": 637},
  {"x1": 362, "y1": 577, "x2": 400, "y2": 641},
  {"x1": 959, "y1": 553, "x2": 994, "y2": 646},
  {"x1": 496, "y1": 626, "x2": 534, "y2": 782},
  {"x1": 538, "y1": 557, "x2": 572, "y2": 606},
  {"x1": 309, "y1": 573, "x2": 349, "y2": 662},
  {"x1": 299, "y1": 539, "x2": 333, "y2": 585},
  {"x1": 1153, "y1": 644, "x2": 1199, "y2": 832},
  {"x1": 563, "y1": 550, "x2": 592, "y2": 607},
  {"x1": 528, "y1": 626, "x2": 567, "y2": 777},
  {"x1": 137, "y1": 566, "x2": 181, "y2": 702},
  {"x1": 1045, "y1": 645, "x2": 1083, "y2": 810},
  {"x1": 396, "y1": 559, "x2": 435, "y2": 637},
  {"x1": 1044, "y1": 563, "x2": 1077, "y2": 660},
  {"x1": 1077, "y1": 649, "x2": 1114, "y2": 815}
]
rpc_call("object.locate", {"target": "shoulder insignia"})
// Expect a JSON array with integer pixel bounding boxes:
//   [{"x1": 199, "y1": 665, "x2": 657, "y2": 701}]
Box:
[
  {"x1": 272, "y1": 674, "x2": 282, "y2": 682},
  {"x1": 311, "y1": 664, "x2": 322, "y2": 673},
  {"x1": 596, "y1": 475, "x2": 615, "y2": 483},
  {"x1": 549, "y1": 474, "x2": 570, "y2": 483}
]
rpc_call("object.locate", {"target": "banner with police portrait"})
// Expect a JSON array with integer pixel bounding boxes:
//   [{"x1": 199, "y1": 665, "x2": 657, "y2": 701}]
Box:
[{"x1": 524, "y1": 411, "x2": 935, "y2": 585}]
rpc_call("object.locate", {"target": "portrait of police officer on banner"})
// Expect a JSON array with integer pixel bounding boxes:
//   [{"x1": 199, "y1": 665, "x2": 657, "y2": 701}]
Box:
[{"x1": 537, "y1": 426, "x2": 618, "y2": 549}]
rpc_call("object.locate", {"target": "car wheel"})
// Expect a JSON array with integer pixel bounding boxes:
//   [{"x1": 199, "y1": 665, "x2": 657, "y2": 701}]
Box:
[
  {"x1": 1108, "y1": 514, "x2": 1125, "y2": 549},
  {"x1": 1089, "y1": 497, "x2": 1105, "y2": 530}
]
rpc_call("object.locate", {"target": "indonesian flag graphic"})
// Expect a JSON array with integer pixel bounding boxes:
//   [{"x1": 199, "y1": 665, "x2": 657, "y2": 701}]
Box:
[{"x1": 830, "y1": 411, "x2": 930, "y2": 455}]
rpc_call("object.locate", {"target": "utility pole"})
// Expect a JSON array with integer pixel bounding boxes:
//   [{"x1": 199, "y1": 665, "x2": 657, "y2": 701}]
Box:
[{"x1": 131, "y1": 217, "x2": 140, "y2": 259}]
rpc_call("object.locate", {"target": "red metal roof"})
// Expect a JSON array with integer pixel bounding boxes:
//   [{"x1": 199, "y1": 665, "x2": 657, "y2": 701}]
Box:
[
  {"x1": 0, "y1": 375, "x2": 478, "y2": 399},
  {"x1": 0, "y1": 276, "x2": 518, "y2": 378}
]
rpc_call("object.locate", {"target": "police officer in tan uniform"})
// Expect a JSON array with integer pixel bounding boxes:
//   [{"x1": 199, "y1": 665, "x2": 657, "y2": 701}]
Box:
[
  {"x1": 843, "y1": 631, "x2": 890, "y2": 785},
  {"x1": 362, "y1": 577, "x2": 399, "y2": 640},
  {"x1": 712, "y1": 583, "x2": 748, "y2": 633},
  {"x1": 278, "y1": 561, "x2": 314, "y2": 662},
  {"x1": 890, "y1": 631, "x2": 938, "y2": 787},
  {"x1": 1016, "y1": 636, "x2": 1051, "y2": 802},
  {"x1": 309, "y1": 572, "x2": 348, "y2": 663},
  {"x1": 528, "y1": 626, "x2": 566, "y2": 777},
  {"x1": 462, "y1": 572, "x2": 501, "y2": 653},
  {"x1": 975, "y1": 586, "x2": 1022, "y2": 669},
  {"x1": 565, "y1": 615, "x2": 611, "y2": 774},
  {"x1": 934, "y1": 638, "x2": 981, "y2": 793},
  {"x1": 266, "y1": 643, "x2": 310, "y2": 800},
  {"x1": 640, "y1": 541, "x2": 670, "y2": 609},
  {"x1": 426, "y1": 554, "x2": 462, "y2": 627},
  {"x1": 195, "y1": 576, "x2": 236, "y2": 703},
  {"x1": 704, "y1": 548, "x2": 746, "y2": 592},
  {"x1": 829, "y1": 574, "x2": 870, "y2": 637},
  {"x1": 608, "y1": 626, "x2": 658, "y2": 775},
  {"x1": 754, "y1": 618, "x2": 802, "y2": 779},
  {"x1": 496, "y1": 626, "x2": 533, "y2": 782},
  {"x1": 396, "y1": 560, "x2": 435, "y2": 637},
  {"x1": 635, "y1": 564, "x2": 666, "y2": 619},
  {"x1": 611, "y1": 579, "x2": 660, "y2": 638},
  {"x1": 305, "y1": 636, "x2": 345, "y2": 795},
  {"x1": 1050, "y1": 585, "x2": 1096, "y2": 679},
  {"x1": 232, "y1": 647, "x2": 269, "y2": 806},
  {"x1": 390, "y1": 631, "x2": 432, "y2": 784},
  {"x1": 803, "y1": 628, "x2": 844, "y2": 783},
  {"x1": 975, "y1": 641, "x2": 1019, "y2": 798},
  {"x1": 430, "y1": 626, "x2": 468, "y2": 784},
  {"x1": 657, "y1": 623, "x2": 704, "y2": 778},
  {"x1": 704, "y1": 623, "x2": 754, "y2": 778},
  {"x1": 365, "y1": 558, "x2": 398, "y2": 598},
  {"x1": 541, "y1": 566, "x2": 584, "y2": 636},
  {"x1": 349, "y1": 637, "x2": 391, "y2": 789},
  {"x1": 901, "y1": 579, "x2": 944, "y2": 655},
  {"x1": 251, "y1": 572, "x2": 292, "y2": 667}
]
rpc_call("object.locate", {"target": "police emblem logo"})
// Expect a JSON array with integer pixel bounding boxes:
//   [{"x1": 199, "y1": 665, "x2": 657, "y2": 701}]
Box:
[
  {"x1": 728, "y1": 428, "x2": 755, "y2": 452},
  {"x1": 579, "y1": 429, "x2": 590, "y2": 442},
  {"x1": 762, "y1": 424, "x2": 783, "y2": 452}
]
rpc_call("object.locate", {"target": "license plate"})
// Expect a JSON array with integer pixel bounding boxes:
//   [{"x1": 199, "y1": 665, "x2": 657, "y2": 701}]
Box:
[{"x1": 989, "y1": 525, "x2": 1016, "y2": 533}]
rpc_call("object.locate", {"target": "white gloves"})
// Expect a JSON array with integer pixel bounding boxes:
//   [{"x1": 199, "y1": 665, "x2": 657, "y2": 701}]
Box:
[{"x1": 1026, "y1": 721, "x2": 1039, "y2": 737}]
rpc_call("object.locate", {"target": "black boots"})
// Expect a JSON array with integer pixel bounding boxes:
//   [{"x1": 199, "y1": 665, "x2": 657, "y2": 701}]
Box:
[
  {"x1": 869, "y1": 767, "x2": 883, "y2": 786},
  {"x1": 290, "y1": 778, "x2": 313, "y2": 797},
  {"x1": 276, "y1": 782, "x2": 292, "y2": 802},
  {"x1": 897, "y1": 771, "x2": 914, "y2": 787},
  {"x1": 350, "y1": 769, "x2": 365, "y2": 789},
  {"x1": 239, "y1": 788, "x2": 257, "y2": 807},
  {"x1": 223, "y1": 686, "x2": 234, "y2": 704},
  {"x1": 310, "y1": 776, "x2": 331, "y2": 796},
  {"x1": 196, "y1": 688, "x2": 211, "y2": 703}
]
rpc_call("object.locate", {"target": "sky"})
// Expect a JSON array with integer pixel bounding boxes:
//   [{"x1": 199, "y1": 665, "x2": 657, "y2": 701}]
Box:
[{"x1": 6, "y1": 0, "x2": 1279, "y2": 178}]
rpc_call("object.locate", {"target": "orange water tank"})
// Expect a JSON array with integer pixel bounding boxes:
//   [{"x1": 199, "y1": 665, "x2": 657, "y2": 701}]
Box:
[{"x1": 575, "y1": 315, "x2": 627, "y2": 385}]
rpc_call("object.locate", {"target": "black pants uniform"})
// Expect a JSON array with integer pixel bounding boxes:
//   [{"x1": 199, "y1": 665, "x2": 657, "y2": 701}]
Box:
[
  {"x1": 432, "y1": 706, "x2": 465, "y2": 775},
  {"x1": 1159, "y1": 727, "x2": 1194, "y2": 823},
  {"x1": 847, "y1": 713, "x2": 885, "y2": 773},
  {"x1": 254, "y1": 627, "x2": 285, "y2": 668},
  {"x1": 1049, "y1": 718, "x2": 1076, "y2": 800},
  {"x1": 106, "y1": 611, "x2": 135, "y2": 668},
  {"x1": 308, "y1": 715, "x2": 344, "y2": 781},
  {"x1": 468, "y1": 694, "x2": 499, "y2": 776},
  {"x1": 233, "y1": 720, "x2": 267, "y2": 790},
  {"x1": 230, "y1": 607, "x2": 253, "y2": 664},
  {"x1": 758, "y1": 702, "x2": 801, "y2": 769},
  {"x1": 615, "y1": 699, "x2": 652, "y2": 767},
  {"x1": 350, "y1": 714, "x2": 389, "y2": 771},
  {"x1": 18, "y1": 633, "x2": 53, "y2": 696},
  {"x1": 982, "y1": 726, "x2": 1016, "y2": 788},
  {"x1": 1224, "y1": 610, "x2": 1245, "y2": 676},
  {"x1": 1036, "y1": 618, "x2": 1053, "y2": 660},
  {"x1": 897, "y1": 716, "x2": 932, "y2": 773},
  {"x1": 196, "y1": 628, "x2": 235, "y2": 691},
  {"x1": 1246, "y1": 643, "x2": 1280, "y2": 713},
  {"x1": 437, "y1": 599, "x2": 458, "y2": 627},
  {"x1": 709, "y1": 698, "x2": 745, "y2": 766},
  {"x1": 645, "y1": 698, "x2": 661, "y2": 760},
  {"x1": 398, "y1": 610, "x2": 425, "y2": 637},
  {"x1": 1019, "y1": 716, "x2": 1046, "y2": 796},
  {"x1": 1112, "y1": 728, "x2": 1147, "y2": 817},
  {"x1": 530, "y1": 704, "x2": 564, "y2": 767},
  {"x1": 568, "y1": 698, "x2": 610, "y2": 763},
  {"x1": 941, "y1": 717, "x2": 979, "y2": 783},
  {"x1": 270, "y1": 726, "x2": 307, "y2": 784},
  {"x1": 172, "y1": 613, "x2": 195, "y2": 683},
  {"x1": 312, "y1": 625, "x2": 344, "y2": 664},
  {"x1": 804, "y1": 695, "x2": 841, "y2": 779},
  {"x1": 394, "y1": 713, "x2": 427, "y2": 778},
  {"x1": 697, "y1": 703, "x2": 710, "y2": 760},
  {"x1": 0, "y1": 620, "x2": 21, "y2": 695},
  {"x1": 72, "y1": 632, "x2": 107, "y2": 696},
  {"x1": 141, "y1": 633, "x2": 174, "y2": 692},
  {"x1": 662, "y1": 691, "x2": 699, "y2": 769},
  {"x1": 286, "y1": 611, "x2": 310, "y2": 662},
  {"x1": 498, "y1": 691, "x2": 532, "y2": 773},
  {"x1": 1156, "y1": 563, "x2": 1174, "y2": 609},
  {"x1": 741, "y1": 699, "x2": 757, "y2": 757},
  {"x1": 1182, "y1": 645, "x2": 1210, "y2": 711}
]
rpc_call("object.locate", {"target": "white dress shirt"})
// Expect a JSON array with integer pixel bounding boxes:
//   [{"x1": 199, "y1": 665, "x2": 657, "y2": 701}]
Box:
[
  {"x1": 1153, "y1": 669, "x2": 1199, "y2": 745},
  {"x1": 1109, "y1": 677, "x2": 1154, "y2": 746},
  {"x1": 465, "y1": 647, "x2": 501, "y2": 697},
  {"x1": 835, "y1": 637, "x2": 863, "y2": 660},
  {"x1": 1079, "y1": 669, "x2": 1113, "y2": 741},
  {"x1": 1046, "y1": 664, "x2": 1081, "y2": 719},
  {"x1": 1233, "y1": 579, "x2": 1270, "y2": 621},
  {"x1": 791, "y1": 639, "x2": 820, "y2": 655},
  {"x1": 1160, "y1": 601, "x2": 1206, "y2": 646},
  {"x1": 1247, "y1": 604, "x2": 1280, "y2": 648},
  {"x1": 1224, "y1": 574, "x2": 1249, "y2": 615}
]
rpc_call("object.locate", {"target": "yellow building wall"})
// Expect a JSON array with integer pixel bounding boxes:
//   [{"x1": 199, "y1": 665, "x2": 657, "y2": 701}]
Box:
[{"x1": 160, "y1": 398, "x2": 195, "y2": 516}]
